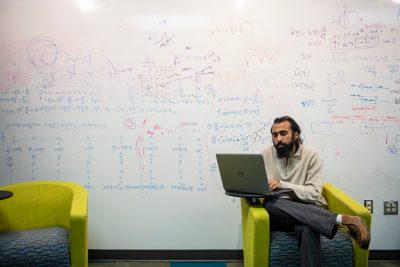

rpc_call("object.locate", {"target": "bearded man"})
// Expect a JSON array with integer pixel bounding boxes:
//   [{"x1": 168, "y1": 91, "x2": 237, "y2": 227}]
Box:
[{"x1": 261, "y1": 116, "x2": 370, "y2": 267}]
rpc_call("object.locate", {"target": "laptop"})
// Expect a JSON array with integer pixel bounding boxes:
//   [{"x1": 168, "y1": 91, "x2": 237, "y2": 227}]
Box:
[{"x1": 216, "y1": 153, "x2": 293, "y2": 198}]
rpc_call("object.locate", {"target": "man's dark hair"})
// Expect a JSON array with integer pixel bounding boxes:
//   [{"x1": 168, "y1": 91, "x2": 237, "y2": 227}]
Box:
[{"x1": 271, "y1": 116, "x2": 303, "y2": 144}]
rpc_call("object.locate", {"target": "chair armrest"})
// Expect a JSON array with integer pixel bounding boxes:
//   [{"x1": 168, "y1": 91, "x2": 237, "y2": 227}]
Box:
[
  {"x1": 323, "y1": 183, "x2": 371, "y2": 267},
  {"x1": 64, "y1": 182, "x2": 88, "y2": 267},
  {"x1": 323, "y1": 183, "x2": 371, "y2": 227},
  {"x1": 240, "y1": 198, "x2": 270, "y2": 267}
]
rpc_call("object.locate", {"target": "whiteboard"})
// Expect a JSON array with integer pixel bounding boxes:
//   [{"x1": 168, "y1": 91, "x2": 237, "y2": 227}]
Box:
[{"x1": 0, "y1": 0, "x2": 399, "y2": 250}]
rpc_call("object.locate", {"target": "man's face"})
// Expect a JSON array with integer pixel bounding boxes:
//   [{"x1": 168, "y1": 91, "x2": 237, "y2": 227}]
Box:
[{"x1": 271, "y1": 121, "x2": 298, "y2": 158}]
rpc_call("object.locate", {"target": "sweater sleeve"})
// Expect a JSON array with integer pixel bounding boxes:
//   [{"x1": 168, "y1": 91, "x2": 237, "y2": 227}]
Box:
[{"x1": 279, "y1": 151, "x2": 324, "y2": 204}]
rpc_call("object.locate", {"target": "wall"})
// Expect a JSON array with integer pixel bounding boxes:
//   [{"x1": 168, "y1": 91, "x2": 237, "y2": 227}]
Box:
[{"x1": 0, "y1": 0, "x2": 399, "y2": 250}]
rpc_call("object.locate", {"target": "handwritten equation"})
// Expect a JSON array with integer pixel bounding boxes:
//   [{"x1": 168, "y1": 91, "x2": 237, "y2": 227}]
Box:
[{"x1": 0, "y1": 2, "x2": 399, "y2": 197}]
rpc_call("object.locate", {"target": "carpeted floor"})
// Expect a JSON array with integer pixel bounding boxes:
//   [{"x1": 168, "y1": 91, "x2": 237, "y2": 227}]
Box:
[
  {"x1": 88, "y1": 260, "x2": 400, "y2": 267},
  {"x1": 170, "y1": 263, "x2": 226, "y2": 267},
  {"x1": 89, "y1": 261, "x2": 242, "y2": 267}
]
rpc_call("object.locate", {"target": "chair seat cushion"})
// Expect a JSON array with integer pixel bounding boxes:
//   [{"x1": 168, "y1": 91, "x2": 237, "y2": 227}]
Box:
[
  {"x1": 0, "y1": 226, "x2": 71, "y2": 267},
  {"x1": 269, "y1": 229, "x2": 353, "y2": 267}
]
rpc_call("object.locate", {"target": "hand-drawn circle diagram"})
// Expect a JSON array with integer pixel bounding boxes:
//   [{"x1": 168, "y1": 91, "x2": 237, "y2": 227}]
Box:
[
  {"x1": 26, "y1": 36, "x2": 66, "y2": 75},
  {"x1": 338, "y1": 6, "x2": 362, "y2": 29}
]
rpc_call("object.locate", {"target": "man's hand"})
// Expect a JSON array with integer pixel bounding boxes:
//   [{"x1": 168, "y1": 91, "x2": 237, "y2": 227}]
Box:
[{"x1": 268, "y1": 178, "x2": 281, "y2": 190}]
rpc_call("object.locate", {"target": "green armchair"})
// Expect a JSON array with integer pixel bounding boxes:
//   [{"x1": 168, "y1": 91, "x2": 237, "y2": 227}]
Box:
[
  {"x1": 0, "y1": 180, "x2": 88, "y2": 267},
  {"x1": 240, "y1": 183, "x2": 372, "y2": 267}
]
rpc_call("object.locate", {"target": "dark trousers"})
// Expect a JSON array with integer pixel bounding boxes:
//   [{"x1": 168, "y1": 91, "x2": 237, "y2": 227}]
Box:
[{"x1": 263, "y1": 198, "x2": 338, "y2": 267}]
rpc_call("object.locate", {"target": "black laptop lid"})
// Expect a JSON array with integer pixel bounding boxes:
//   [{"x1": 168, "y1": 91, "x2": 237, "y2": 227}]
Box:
[{"x1": 216, "y1": 153, "x2": 270, "y2": 196}]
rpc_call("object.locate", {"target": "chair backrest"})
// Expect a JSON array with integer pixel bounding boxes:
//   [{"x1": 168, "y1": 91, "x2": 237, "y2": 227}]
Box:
[{"x1": 0, "y1": 181, "x2": 74, "y2": 231}]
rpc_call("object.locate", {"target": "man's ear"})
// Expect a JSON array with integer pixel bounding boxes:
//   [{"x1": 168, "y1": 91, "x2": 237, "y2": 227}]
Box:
[{"x1": 293, "y1": 131, "x2": 299, "y2": 141}]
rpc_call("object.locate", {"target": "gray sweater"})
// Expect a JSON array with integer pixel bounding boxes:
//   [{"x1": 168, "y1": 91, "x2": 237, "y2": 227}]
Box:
[{"x1": 261, "y1": 143, "x2": 328, "y2": 207}]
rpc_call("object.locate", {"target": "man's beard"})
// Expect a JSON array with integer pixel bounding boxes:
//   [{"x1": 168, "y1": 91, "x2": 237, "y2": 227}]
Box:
[{"x1": 274, "y1": 138, "x2": 296, "y2": 159}]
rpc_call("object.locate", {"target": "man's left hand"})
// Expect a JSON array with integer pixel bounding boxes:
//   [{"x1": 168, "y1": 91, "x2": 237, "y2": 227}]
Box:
[{"x1": 268, "y1": 178, "x2": 281, "y2": 190}]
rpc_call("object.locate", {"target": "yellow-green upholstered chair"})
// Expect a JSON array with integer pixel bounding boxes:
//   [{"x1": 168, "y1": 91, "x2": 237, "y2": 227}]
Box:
[
  {"x1": 240, "y1": 183, "x2": 372, "y2": 267},
  {"x1": 0, "y1": 180, "x2": 88, "y2": 267}
]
